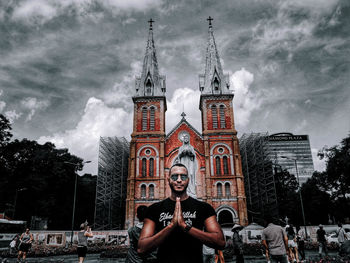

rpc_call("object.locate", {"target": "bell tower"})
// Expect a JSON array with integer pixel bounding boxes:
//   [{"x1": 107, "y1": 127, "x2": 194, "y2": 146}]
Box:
[
  {"x1": 125, "y1": 19, "x2": 167, "y2": 228},
  {"x1": 199, "y1": 17, "x2": 248, "y2": 225}
]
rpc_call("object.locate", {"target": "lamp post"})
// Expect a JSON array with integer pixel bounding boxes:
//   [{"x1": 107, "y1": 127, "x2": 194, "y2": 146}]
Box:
[
  {"x1": 280, "y1": 156, "x2": 308, "y2": 239},
  {"x1": 64, "y1": 160, "x2": 91, "y2": 245}
]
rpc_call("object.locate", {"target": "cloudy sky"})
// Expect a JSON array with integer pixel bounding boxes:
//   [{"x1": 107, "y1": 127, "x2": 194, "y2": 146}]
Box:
[{"x1": 1, "y1": 0, "x2": 349, "y2": 175}]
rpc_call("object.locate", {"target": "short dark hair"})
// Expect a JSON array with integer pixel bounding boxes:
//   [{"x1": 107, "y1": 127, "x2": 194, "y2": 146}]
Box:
[
  {"x1": 137, "y1": 205, "x2": 148, "y2": 222},
  {"x1": 169, "y1": 163, "x2": 188, "y2": 175}
]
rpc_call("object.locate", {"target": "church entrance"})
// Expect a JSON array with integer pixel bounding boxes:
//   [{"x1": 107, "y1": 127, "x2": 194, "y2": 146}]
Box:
[{"x1": 217, "y1": 207, "x2": 237, "y2": 226}]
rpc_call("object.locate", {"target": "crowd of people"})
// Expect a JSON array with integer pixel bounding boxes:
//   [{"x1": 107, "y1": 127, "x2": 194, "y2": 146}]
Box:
[{"x1": 7, "y1": 163, "x2": 349, "y2": 263}]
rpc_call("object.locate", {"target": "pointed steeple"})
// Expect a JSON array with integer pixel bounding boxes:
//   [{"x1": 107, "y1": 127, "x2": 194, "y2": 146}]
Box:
[
  {"x1": 199, "y1": 17, "x2": 230, "y2": 95},
  {"x1": 135, "y1": 19, "x2": 166, "y2": 97}
]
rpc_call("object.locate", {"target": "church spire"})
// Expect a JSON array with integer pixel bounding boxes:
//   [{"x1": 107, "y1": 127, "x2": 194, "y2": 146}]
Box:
[
  {"x1": 135, "y1": 19, "x2": 166, "y2": 97},
  {"x1": 199, "y1": 17, "x2": 230, "y2": 95}
]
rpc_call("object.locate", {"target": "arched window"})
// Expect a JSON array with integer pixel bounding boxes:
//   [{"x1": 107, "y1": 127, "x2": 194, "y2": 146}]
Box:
[
  {"x1": 212, "y1": 105, "x2": 218, "y2": 129},
  {"x1": 217, "y1": 183, "x2": 223, "y2": 197},
  {"x1": 223, "y1": 156, "x2": 229, "y2": 175},
  {"x1": 146, "y1": 79, "x2": 152, "y2": 95},
  {"x1": 225, "y1": 183, "x2": 230, "y2": 197},
  {"x1": 141, "y1": 185, "x2": 146, "y2": 198},
  {"x1": 142, "y1": 107, "x2": 148, "y2": 131},
  {"x1": 142, "y1": 158, "x2": 147, "y2": 177},
  {"x1": 216, "y1": 156, "x2": 221, "y2": 175},
  {"x1": 149, "y1": 158, "x2": 154, "y2": 177},
  {"x1": 150, "y1": 107, "x2": 155, "y2": 130},
  {"x1": 149, "y1": 185, "x2": 154, "y2": 199},
  {"x1": 219, "y1": 105, "x2": 225, "y2": 128},
  {"x1": 213, "y1": 77, "x2": 220, "y2": 93}
]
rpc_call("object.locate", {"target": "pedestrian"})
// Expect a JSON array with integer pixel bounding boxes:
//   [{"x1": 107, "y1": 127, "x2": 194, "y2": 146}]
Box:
[
  {"x1": 9, "y1": 235, "x2": 19, "y2": 255},
  {"x1": 286, "y1": 225, "x2": 299, "y2": 263},
  {"x1": 261, "y1": 215, "x2": 290, "y2": 263},
  {"x1": 231, "y1": 224, "x2": 244, "y2": 263},
  {"x1": 203, "y1": 245, "x2": 215, "y2": 263},
  {"x1": 77, "y1": 222, "x2": 93, "y2": 263},
  {"x1": 138, "y1": 163, "x2": 226, "y2": 263},
  {"x1": 295, "y1": 226, "x2": 305, "y2": 261},
  {"x1": 337, "y1": 223, "x2": 347, "y2": 246},
  {"x1": 17, "y1": 228, "x2": 33, "y2": 263},
  {"x1": 215, "y1": 249, "x2": 225, "y2": 263},
  {"x1": 126, "y1": 205, "x2": 155, "y2": 263},
  {"x1": 316, "y1": 224, "x2": 328, "y2": 258}
]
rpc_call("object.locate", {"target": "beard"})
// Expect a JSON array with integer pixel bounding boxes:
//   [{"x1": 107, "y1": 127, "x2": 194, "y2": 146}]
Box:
[{"x1": 169, "y1": 183, "x2": 188, "y2": 196}]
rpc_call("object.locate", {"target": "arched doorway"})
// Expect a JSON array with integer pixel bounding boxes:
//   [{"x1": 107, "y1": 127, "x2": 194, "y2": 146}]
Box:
[
  {"x1": 218, "y1": 210, "x2": 233, "y2": 225},
  {"x1": 216, "y1": 206, "x2": 238, "y2": 227}
]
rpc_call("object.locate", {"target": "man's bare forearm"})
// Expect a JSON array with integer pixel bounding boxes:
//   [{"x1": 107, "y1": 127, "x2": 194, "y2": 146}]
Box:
[
  {"x1": 138, "y1": 223, "x2": 174, "y2": 254},
  {"x1": 183, "y1": 226, "x2": 225, "y2": 249}
]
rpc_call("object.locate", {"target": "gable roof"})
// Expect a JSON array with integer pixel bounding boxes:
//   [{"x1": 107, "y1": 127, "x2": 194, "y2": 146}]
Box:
[{"x1": 166, "y1": 114, "x2": 203, "y2": 140}]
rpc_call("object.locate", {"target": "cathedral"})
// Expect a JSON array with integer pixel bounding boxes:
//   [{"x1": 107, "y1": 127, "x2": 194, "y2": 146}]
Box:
[{"x1": 125, "y1": 18, "x2": 248, "y2": 228}]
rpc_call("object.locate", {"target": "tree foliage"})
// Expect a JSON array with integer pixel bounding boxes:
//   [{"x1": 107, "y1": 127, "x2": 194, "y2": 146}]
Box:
[{"x1": 0, "y1": 114, "x2": 96, "y2": 230}]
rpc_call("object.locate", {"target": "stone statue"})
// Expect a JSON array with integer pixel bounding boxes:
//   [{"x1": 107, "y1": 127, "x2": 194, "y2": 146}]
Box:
[{"x1": 174, "y1": 132, "x2": 197, "y2": 198}]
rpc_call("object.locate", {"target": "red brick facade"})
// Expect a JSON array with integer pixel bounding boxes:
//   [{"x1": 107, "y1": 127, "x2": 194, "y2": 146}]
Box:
[{"x1": 125, "y1": 22, "x2": 248, "y2": 228}]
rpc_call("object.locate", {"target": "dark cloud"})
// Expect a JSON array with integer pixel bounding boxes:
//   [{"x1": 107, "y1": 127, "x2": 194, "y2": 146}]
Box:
[{"x1": 0, "y1": 0, "x2": 348, "y2": 173}]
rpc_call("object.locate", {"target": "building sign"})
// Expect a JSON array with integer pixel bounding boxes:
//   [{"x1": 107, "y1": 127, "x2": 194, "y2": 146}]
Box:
[{"x1": 269, "y1": 135, "x2": 308, "y2": 141}]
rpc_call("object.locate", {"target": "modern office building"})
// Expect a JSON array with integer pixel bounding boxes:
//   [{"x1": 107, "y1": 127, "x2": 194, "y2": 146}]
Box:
[{"x1": 268, "y1": 133, "x2": 314, "y2": 185}]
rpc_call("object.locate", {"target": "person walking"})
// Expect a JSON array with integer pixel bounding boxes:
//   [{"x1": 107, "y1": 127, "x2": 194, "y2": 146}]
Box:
[
  {"x1": 337, "y1": 223, "x2": 347, "y2": 246},
  {"x1": 286, "y1": 225, "x2": 299, "y2": 263},
  {"x1": 261, "y1": 215, "x2": 290, "y2": 263},
  {"x1": 77, "y1": 223, "x2": 93, "y2": 263},
  {"x1": 126, "y1": 205, "x2": 155, "y2": 263},
  {"x1": 17, "y1": 228, "x2": 33, "y2": 263},
  {"x1": 138, "y1": 163, "x2": 225, "y2": 263},
  {"x1": 316, "y1": 224, "x2": 328, "y2": 258},
  {"x1": 9, "y1": 235, "x2": 19, "y2": 255},
  {"x1": 296, "y1": 226, "x2": 305, "y2": 262},
  {"x1": 203, "y1": 245, "x2": 215, "y2": 263},
  {"x1": 231, "y1": 224, "x2": 244, "y2": 263}
]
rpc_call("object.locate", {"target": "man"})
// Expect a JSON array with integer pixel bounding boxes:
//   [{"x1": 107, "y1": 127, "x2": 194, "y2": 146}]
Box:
[
  {"x1": 231, "y1": 224, "x2": 244, "y2": 263},
  {"x1": 138, "y1": 163, "x2": 225, "y2": 263},
  {"x1": 316, "y1": 224, "x2": 328, "y2": 257},
  {"x1": 337, "y1": 223, "x2": 347, "y2": 246},
  {"x1": 261, "y1": 216, "x2": 289, "y2": 263}
]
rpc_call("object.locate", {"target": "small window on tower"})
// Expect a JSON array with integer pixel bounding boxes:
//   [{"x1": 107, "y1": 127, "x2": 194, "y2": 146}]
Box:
[
  {"x1": 216, "y1": 156, "x2": 221, "y2": 175},
  {"x1": 217, "y1": 183, "x2": 223, "y2": 197},
  {"x1": 146, "y1": 79, "x2": 152, "y2": 95},
  {"x1": 149, "y1": 185, "x2": 154, "y2": 199},
  {"x1": 213, "y1": 77, "x2": 220, "y2": 92},
  {"x1": 212, "y1": 105, "x2": 218, "y2": 129},
  {"x1": 219, "y1": 105, "x2": 226, "y2": 128},
  {"x1": 141, "y1": 185, "x2": 146, "y2": 198},
  {"x1": 142, "y1": 107, "x2": 148, "y2": 131},
  {"x1": 225, "y1": 183, "x2": 230, "y2": 197},
  {"x1": 149, "y1": 158, "x2": 154, "y2": 177},
  {"x1": 142, "y1": 158, "x2": 147, "y2": 177},
  {"x1": 223, "y1": 156, "x2": 229, "y2": 175},
  {"x1": 150, "y1": 107, "x2": 155, "y2": 130}
]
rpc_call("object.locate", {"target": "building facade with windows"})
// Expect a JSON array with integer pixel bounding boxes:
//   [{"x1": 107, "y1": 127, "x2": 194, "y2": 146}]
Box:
[
  {"x1": 268, "y1": 133, "x2": 314, "y2": 185},
  {"x1": 125, "y1": 20, "x2": 248, "y2": 228}
]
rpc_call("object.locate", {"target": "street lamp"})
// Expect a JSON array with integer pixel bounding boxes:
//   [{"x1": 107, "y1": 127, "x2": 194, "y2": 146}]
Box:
[
  {"x1": 64, "y1": 160, "x2": 91, "y2": 245},
  {"x1": 280, "y1": 156, "x2": 308, "y2": 239}
]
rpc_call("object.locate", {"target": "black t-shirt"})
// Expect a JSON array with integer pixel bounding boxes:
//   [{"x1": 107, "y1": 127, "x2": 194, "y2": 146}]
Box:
[
  {"x1": 145, "y1": 197, "x2": 216, "y2": 263},
  {"x1": 317, "y1": 229, "x2": 326, "y2": 242}
]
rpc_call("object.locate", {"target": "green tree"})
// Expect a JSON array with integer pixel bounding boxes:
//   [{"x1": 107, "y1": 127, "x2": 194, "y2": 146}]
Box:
[
  {"x1": 0, "y1": 114, "x2": 12, "y2": 147},
  {"x1": 274, "y1": 168, "x2": 299, "y2": 224},
  {"x1": 318, "y1": 134, "x2": 350, "y2": 199}
]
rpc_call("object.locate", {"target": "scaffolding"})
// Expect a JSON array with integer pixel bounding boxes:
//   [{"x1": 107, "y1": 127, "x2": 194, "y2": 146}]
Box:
[
  {"x1": 94, "y1": 137, "x2": 129, "y2": 230},
  {"x1": 239, "y1": 133, "x2": 278, "y2": 224}
]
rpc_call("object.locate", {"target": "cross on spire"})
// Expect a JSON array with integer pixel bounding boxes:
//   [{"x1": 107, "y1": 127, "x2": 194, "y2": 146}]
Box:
[
  {"x1": 148, "y1": 18, "x2": 154, "y2": 30},
  {"x1": 181, "y1": 112, "x2": 186, "y2": 120},
  {"x1": 207, "y1": 16, "x2": 213, "y2": 28}
]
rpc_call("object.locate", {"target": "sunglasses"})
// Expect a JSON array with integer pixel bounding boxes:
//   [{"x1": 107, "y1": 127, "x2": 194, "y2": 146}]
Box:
[{"x1": 170, "y1": 173, "x2": 188, "y2": 181}]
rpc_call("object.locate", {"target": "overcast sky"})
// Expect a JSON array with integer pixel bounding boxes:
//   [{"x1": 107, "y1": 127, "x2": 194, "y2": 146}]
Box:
[{"x1": 1, "y1": 0, "x2": 349, "y2": 175}]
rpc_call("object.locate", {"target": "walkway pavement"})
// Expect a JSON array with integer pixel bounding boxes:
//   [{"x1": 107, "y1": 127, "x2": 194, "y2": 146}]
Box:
[{"x1": 0, "y1": 251, "x2": 340, "y2": 262}]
